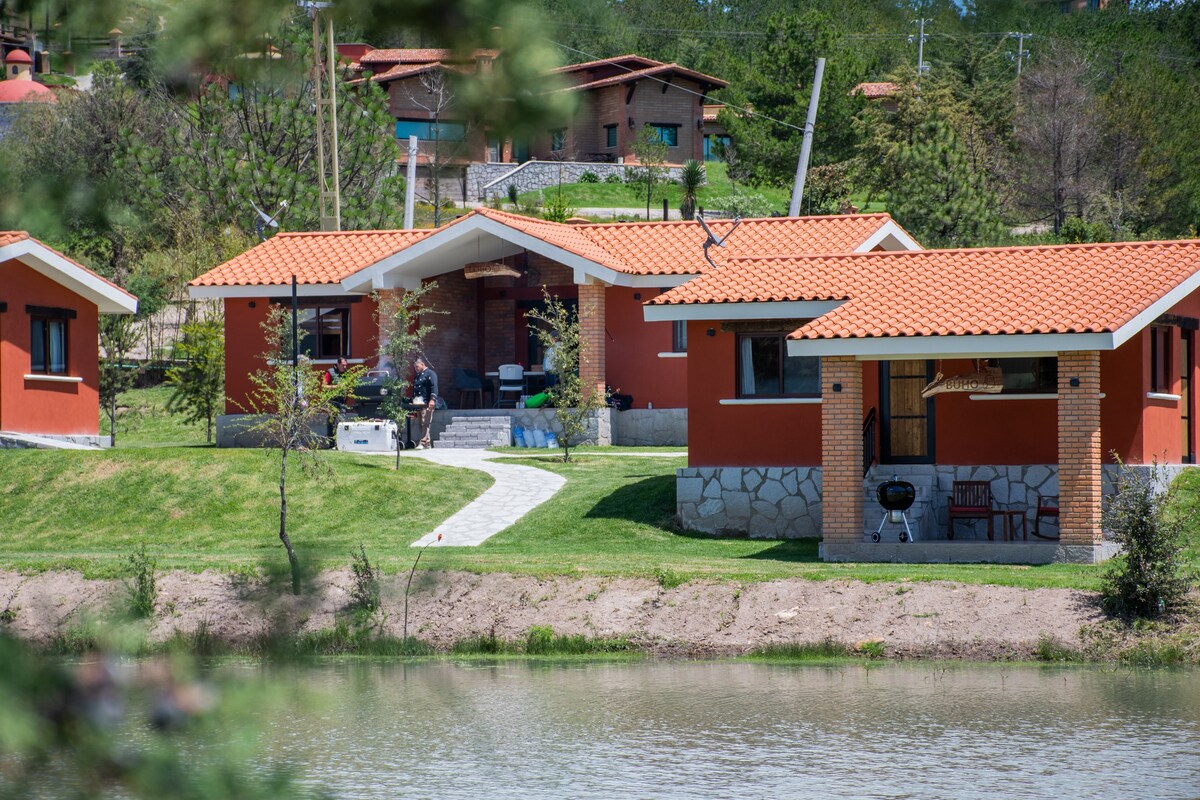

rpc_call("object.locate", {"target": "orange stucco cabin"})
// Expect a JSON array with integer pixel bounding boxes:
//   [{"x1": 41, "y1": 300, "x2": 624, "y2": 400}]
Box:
[
  {"x1": 648, "y1": 240, "x2": 1200, "y2": 563},
  {"x1": 0, "y1": 233, "x2": 137, "y2": 445},
  {"x1": 190, "y1": 209, "x2": 920, "y2": 434}
]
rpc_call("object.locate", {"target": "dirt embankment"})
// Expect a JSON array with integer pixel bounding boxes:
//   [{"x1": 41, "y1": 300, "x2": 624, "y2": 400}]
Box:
[{"x1": 0, "y1": 570, "x2": 1105, "y2": 660}]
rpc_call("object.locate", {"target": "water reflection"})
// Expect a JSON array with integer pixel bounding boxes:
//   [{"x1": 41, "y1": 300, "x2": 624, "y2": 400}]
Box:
[{"x1": 242, "y1": 661, "x2": 1200, "y2": 800}]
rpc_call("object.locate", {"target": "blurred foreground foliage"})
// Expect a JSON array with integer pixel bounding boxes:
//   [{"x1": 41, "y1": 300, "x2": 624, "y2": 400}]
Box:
[{"x1": 0, "y1": 634, "x2": 330, "y2": 799}]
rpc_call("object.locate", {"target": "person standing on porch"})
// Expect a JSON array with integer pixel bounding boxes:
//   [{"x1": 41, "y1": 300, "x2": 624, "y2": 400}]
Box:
[{"x1": 413, "y1": 357, "x2": 439, "y2": 450}]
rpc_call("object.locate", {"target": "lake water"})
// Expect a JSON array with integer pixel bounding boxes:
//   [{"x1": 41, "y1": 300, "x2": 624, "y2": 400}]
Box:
[{"x1": 233, "y1": 660, "x2": 1200, "y2": 800}]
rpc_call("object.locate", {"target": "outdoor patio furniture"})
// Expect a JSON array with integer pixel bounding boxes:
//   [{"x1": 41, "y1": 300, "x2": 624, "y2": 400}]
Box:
[
  {"x1": 453, "y1": 367, "x2": 484, "y2": 408},
  {"x1": 947, "y1": 481, "x2": 994, "y2": 540},
  {"x1": 991, "y1": 508, "x2": 1026, "y2": 542},
  {"x1": 495, "y1": 364, "x2": 525, "y2": 408},
  {"x1": 1033, "y1": 495, "x2": 1060, "y2": 540}
]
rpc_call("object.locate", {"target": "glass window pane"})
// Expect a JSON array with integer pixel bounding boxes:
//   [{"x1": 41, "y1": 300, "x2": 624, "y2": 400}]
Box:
[
  {"x1": 318, "y1": 307, "x2": 345, "y2": 358},
  {"x1": 434, "y1": 121, "x2": 465, "y2": 142},
  {"x1": 296, "y1": 308, "x2": 318, "y2": 358},
  {"x1": 605, "y1": 125, "x2": 617, "y2": 148},
  {"x1": 30, "y1": 318, "x2": 45, "y2": 372},
  {"x1": 783, "y1": 354, "x2": 819, "y2": 395},
  {"x1": 739, "y1": 336, "x2": 780, "y2": 396},
  {"x1": 395, "y1": 120, "x2": 429, "y2": 140},
  {"x1": 49, "y1": 320, "x2": 67, "y2": 374}
]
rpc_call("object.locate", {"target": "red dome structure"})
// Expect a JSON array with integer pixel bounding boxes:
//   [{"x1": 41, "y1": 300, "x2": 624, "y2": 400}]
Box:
[
  {"x1": 4, "y1": 49, "x2": 32, "y2": 64},
  {"x1": 0, "y1": 80, "x2": 54, "y2": 103}
]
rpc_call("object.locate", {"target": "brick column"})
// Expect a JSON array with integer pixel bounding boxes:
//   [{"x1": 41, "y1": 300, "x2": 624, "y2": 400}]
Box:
[
  {"x1": 1057, "y1": 350, "x2": 1102, "y2": 546},
  {"x1": 578, "y1": 282, "x2": 607, "y2": 394},
  {"x1": 821, "y1": 356, "x2": 864, "y2": 545}
]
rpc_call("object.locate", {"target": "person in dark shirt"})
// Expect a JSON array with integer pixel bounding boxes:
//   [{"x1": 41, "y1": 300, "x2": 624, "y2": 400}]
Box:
[{"x1": 413, "y1": 357, "x2": 438, "y2": 449}]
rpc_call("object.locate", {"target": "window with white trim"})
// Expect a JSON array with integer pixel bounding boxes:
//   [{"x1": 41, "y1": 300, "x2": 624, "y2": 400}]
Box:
[{"x1": 28, "y1": 306, "x2": 73, "y2": 375}]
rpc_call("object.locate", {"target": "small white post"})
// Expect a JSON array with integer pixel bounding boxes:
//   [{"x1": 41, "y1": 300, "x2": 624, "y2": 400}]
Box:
[{"x1": 403, "y1": 135, "x2": 418, "y2": 230}]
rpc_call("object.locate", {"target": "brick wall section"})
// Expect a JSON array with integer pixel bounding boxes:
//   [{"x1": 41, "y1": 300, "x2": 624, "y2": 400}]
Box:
[
  {"x1": 421, "y1": 272, "x2": 478, "y2": 385},
  {"x1": 820, "y1": 357, "x2": 864, "y2": 543},
  {"x1": 1058, "y1": 350, "x2": 1102, "y2": 546},
  {"x1": 579, "y1": 282, "x2": 607, "y2": 393}
]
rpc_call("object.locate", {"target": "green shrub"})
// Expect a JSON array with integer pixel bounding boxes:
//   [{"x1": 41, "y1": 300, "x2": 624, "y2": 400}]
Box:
[
  {"x1": 543, "y1": 190, "x2": 576, "y2": 223},
  {"x1": 604, "y1": 173, "x2": 623, "y2": 184},
  {"x1": 126, "y1": 546, "x2": 157, "y2": 619},
  {"x1": 1101, "y1": 461, "x2": 1192, "y2": 618},
  {"x1": 348, "y1": 543, "x2": 381, "y2": 614},
  {"x1": 580, "y1": 171, "x2": 600, "y2": 183},
  {"x1": 507, "y1": 183, "x2": 519, "y2": 205},
  {"x1": 655, "y1": 568, "x2": 686, "y2": 589},
  {"x1": 856, "y1": 640, "x2": 886, "y2": 659},
  {"x1": 1035, "y1": 635, "x2": 1082, "y2": 663}
]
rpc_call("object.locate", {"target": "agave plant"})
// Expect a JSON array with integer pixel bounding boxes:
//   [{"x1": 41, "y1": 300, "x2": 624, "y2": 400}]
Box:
[{"x1": 678, "y1": 159, "x2": 706, "y2": 220}]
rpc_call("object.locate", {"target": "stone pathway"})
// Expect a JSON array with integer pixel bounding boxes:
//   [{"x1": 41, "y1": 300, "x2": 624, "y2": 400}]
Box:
[{"x1": 402, "y1": 448, "x2": 566, "y2": 547}]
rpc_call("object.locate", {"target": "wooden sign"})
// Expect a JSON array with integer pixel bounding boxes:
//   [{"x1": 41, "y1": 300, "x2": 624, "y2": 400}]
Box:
[
  {"x1": 921, "y1": 366, "x2": 1003, "y2": 398},
  {"x1": 463, "y1": 261, "x2": 522, "y2": 280}
]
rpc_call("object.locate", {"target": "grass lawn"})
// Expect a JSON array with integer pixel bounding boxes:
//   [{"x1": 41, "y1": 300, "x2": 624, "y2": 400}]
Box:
[
  {"x1": 101, "y1": 385, "x2": 211, "y2": 448},
  {"x1": 516, "y1": 162, "x2": 793, "y2": 215},
  {"x1": 424, "y1": 456, "x2": 1115, "y2": 590},
  {"x1": 0, "y1": 448, "x2": 493, "y2": 577}
]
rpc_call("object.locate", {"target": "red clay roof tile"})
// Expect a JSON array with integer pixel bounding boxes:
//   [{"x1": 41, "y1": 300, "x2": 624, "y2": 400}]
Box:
[{"x1": 650, "y1": 240, "x2": 1200, "y2": 338}]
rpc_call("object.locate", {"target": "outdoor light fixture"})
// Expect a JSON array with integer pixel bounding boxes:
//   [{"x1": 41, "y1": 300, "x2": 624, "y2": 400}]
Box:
[
  {"x1": 696, "y1": 118, "x2": 704, "y2": 130},
  {"x1": 833, "y1": 383, "x2": 842, "y2": 393},
  {"x1": 248, "y1": 301, "x2": 256, "y2": 308},
  {"x1": 1070, "y1": 377, "x2": 1080, "y2": 387},
  {"x1": 627, "y1": 116, "x2": 635, "y2": 129},
  {"x1": 633, "y1": 292, "x2": 642, "y2": 301},
  {"x1": 706, "y1": 328, "x2": 715, "y2": 337}
]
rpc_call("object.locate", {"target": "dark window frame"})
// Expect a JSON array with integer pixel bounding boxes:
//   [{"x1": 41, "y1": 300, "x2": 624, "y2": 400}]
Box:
[
  {"x1": 672, "y1": 320, "x2": 687, "y2": 353},
  {"x1": 649, "y1": 123, "x2": 680, "y2": 147},
  {"x1": 1151, "y1": 325, "x2": 1174, "y2": 393},
  {"x1": 275, "y1": 303, "x2": 352, "y2": 360},
  {"x1": 394, "y1": 118, "x2": 466, "y2": 142},
  {"x1": 735, "y1": 332, "x2": 821, "y2": 399},
  {"x1": 604, "y1": 124, "x2": 617, "y2": 149},
  {"x1": 29, "y1": 315, "x2": 69, "y2": 375},
  {"x1": 994, "y1": 356, "x2": 1058, "y2": 394},
  {"x1": 550, "y1": 128, "x2": 567, "y2": 152}
]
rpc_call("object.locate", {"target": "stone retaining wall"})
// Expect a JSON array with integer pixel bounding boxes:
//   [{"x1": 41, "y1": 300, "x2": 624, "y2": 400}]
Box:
[
  {"x1": 0, "y1": 432, "x2": 106, "y2": 449},
  {"x1": 467, "y1": 161, "x2": 686, "y2": 202},
  {"x1": 612, "y1": 409, "x2": 686, "y2": 447},
  {"x1": 677, "y1": 463, "x2": 1197, "y2": 541}
]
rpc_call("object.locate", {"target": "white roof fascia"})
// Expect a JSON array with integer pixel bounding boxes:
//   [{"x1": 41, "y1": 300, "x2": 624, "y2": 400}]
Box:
[
  {"x1": 785, "y1": 332, "x2": 1116, "y2": 359},
  {"x1": 1110, "y1": 267, "x2": 1200, "y2": 349},
  {"x1": 629, "y1": 272, "x2": 696, "y2": 288},
  {"x1": 854, "y1": 220, "x2": 922, "y2": 253},
  {"x1": 188, "y1": 283, "x2": 356, "y2": 299},
  {"x1": 643, "y1": 300, "x2": 844, "y2": 323},
  {"x1": 1, "y1": 241, "x2": 138, "y2": 314},
  {"x1": 341, "y1": 217, "x2": 486, "y2": 292}
]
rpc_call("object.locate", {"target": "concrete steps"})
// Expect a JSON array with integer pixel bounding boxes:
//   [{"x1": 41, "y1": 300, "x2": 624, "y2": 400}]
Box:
[{"x1": 435, "y1": 415, "x2": 512, "y2": 449}]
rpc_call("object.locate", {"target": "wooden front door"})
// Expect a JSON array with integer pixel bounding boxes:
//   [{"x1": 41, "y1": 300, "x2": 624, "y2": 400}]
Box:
[{"x1": 880, "y1": 360, "x2": 936, "y2": 464}]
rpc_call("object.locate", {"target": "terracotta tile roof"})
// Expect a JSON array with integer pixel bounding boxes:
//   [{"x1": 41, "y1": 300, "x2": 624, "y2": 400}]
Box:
[
  {"x1": 702, "y1": 104, "x2": 724, "y2": 123},
  {"x1": 365, "y1": 61, "x2": 471, "y2": 84},
  {"x1": 550, "y1": 55, "x2": 664, "y2": 74},
  {"x1": 650, "y1": 240, "x2": 1200, "y2": 339},
  {"x1": 572, "y1": 214, "x2": 902, "y2": 276},
  {"x1": 475, "y1": 208, "x2": 900, "y2": 276},
  {"x1": 0, "y1": 230, "x2": 30, "y2": 248},
  {"x1": 358, "y1": 48, "x2": 497, "y2": 65},
  {"x1": 192, "y1": 210, "x2": 906, "y2": 287},
  {"x1": 191, "y1": 229, "x2": 432, "y2": 287},
  {"x1": 560, "y1": 63, "x2": 728, "y2": 92},
  {"x1": 852, "y1": 81, "x2": 901, "y2": 99}
]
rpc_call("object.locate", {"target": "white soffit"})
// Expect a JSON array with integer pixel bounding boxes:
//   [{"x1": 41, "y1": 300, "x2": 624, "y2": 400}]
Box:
[
  {"x1": 784, "y1": 332, "x2": 1116, "y2": 359},
  {"x1": 0, "y1": 241, "x2": 138, "y2": 314}
]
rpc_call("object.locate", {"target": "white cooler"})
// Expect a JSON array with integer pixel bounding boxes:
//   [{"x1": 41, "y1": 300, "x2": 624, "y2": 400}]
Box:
[{"x1": 336, "y1": 420, "x2": 397, "y2": 452}]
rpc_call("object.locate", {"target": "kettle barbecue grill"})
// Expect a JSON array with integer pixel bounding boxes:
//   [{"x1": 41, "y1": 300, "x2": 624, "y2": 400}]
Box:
[{"x1": 872, "y1": 476, "x2": 917, "y2": 543}]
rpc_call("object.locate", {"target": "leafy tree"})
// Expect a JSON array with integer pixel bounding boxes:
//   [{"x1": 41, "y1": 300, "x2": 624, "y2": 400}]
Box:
[
  {"x1": 629, "y1": 124, "x2": 669, "y2": 219},
  {"x1": 527, "y1": 291, "x2": 609, "y2": 463},
  {"x1": 1101, "y1": 461, "x2": 1192, "y2": 618},
  {"x1": 678, "y1": 159, "x2": 705, "y2": 220},
  {"x1": 166, "y1": 319, "x2": 226, "y2": 444},
  {"x1": 374, "y1": 285, "x2": 441, "y2": 470},
  {"x1": 99, "y1": 316, "x2": 140, "y2": 448},
  {"x1": 245, "y1": 308, "x2": 364, "y2": 595},
  {"x1": 887, "y1": 119, "x2": 1003, "y2": 247}
]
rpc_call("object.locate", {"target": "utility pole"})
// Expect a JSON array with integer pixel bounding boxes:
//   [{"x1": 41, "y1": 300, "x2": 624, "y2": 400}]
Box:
[
  {"x1": 1008, "y1": 32, "x2": 1032, "y2": 134},
  {"x1": 910, "y1": 18, "x2": 930, "y2": 92},
  {"x1": 301, "y1": 1, "x2": 341, "y2": 232},
  {"x1": 789, "y1": 57, "x2": 825, "y2": 217},
  {"x1": 403, "y1": 135, "x2": 418, "y2": 229}
]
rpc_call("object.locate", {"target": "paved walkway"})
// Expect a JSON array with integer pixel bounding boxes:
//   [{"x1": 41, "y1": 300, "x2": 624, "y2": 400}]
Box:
[{"x1": 401, "y1": 448, "x2": 566, "y2": 547}]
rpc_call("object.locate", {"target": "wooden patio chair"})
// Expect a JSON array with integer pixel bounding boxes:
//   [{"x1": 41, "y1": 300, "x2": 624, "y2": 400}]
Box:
[
  {"x1": 947, "y1": 480, "x2": 994, "y2": 540},
  {"x1": 453, "y1": 367, "x2": 483, "y2": 408},
  {"x1": 1033, "y1": 495, "x2": 1060, "y2": 540}
]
